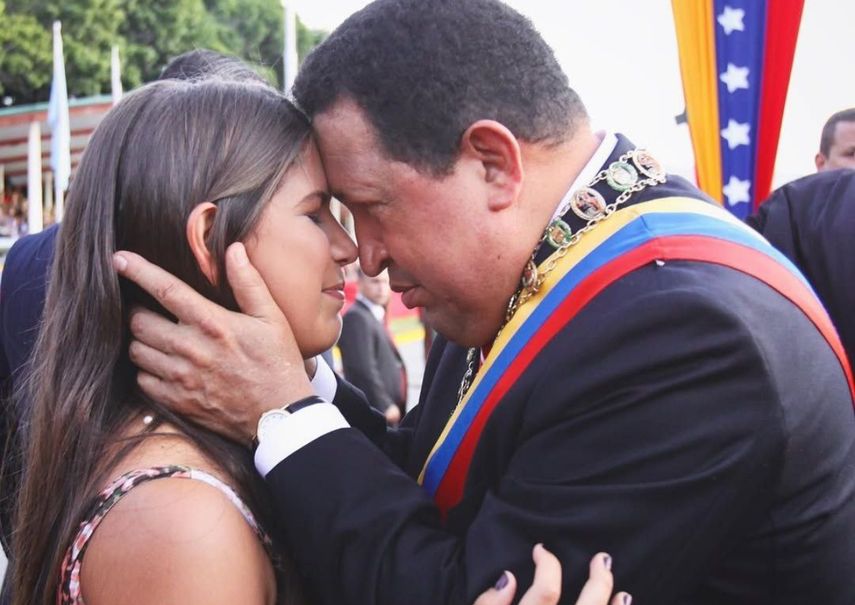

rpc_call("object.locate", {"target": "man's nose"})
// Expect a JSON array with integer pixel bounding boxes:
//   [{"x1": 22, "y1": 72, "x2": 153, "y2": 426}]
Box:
[{"x1": 355, "y1": 225, "x2": 389, "y2": 277}]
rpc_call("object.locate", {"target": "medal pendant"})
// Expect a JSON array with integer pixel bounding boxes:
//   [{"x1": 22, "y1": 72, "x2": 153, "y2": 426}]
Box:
[
  {"x1": 570, "y1": 188, "x2": 607, "y2": 221},
  {"x1": 546, "y1": 219, "x2": 573, "y2": 249},
  {"x1": 521, "y1": 260, "x2": 539, "y2": 291},
  {"x1": 606, "y1": 161, "x2": 638, "y2": 192},
  {"x1": 631, "y1": 149, "x2": 665, "y2": 182}
]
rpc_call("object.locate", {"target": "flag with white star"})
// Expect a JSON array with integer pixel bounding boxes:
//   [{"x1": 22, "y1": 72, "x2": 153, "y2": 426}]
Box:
[{"x1": 672, "y1": 0, "x2": 805, "y2": 218}]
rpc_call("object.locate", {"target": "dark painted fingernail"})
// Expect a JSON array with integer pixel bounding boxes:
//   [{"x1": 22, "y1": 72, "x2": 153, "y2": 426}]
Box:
[
  {"x1": 494, "y1": 571, "x2": 510, "y2": 591},
  {"x1": 623, "y1": 594, "x2": 633, "y2": 605},
  {"x1": 602, "y1": 553, "x2": 612, "y2": 571}
]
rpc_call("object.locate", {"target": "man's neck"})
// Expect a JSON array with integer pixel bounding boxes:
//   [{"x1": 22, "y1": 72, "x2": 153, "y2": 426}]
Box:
[{"x1": 516, "y1": 124, "x2": 602, "y2": 260}]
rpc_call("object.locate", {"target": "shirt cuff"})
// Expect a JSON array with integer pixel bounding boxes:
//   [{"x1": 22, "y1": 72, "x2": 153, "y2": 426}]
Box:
[
  {"x1": 253, "y1": 403, "x2": 350, "y2": 477},
  {"x1": 311, "y1": 355, "x2": 338, "y2": 402}
]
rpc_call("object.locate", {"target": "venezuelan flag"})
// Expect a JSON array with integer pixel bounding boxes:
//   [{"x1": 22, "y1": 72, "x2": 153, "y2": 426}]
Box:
[{"x1": 672, "y1": 0, "x2": 804, "y2": 218}]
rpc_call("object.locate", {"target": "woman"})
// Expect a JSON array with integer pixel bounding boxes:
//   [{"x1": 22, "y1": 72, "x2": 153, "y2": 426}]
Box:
[
  {"x1": 8, "y1": 76, "x2": 627, "y2": 605},
  {"x1": 11, "y1": 77, "x2": 339, "y2": 605}
]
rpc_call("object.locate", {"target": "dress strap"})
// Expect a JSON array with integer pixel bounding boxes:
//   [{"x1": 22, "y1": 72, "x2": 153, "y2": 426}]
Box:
[{"x1": 58, "y1": 465, "x2": 272, "y2": 605}]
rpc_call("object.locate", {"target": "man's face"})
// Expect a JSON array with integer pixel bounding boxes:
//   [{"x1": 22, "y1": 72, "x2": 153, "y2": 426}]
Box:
[
  {"x1": 817, "y1": 121, "x2": 855, "y2": 171},
  {"x1": 360, "y1": 271, "x2": 391, "y2": 307},
  {"x1": 313, "y1": 100, "x2": 518, "y2": 346}
]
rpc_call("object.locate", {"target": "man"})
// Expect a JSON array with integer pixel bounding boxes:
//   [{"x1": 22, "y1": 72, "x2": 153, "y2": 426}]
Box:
[
  {"x1": 748, "y1": 169, "x2": 855, "y2": 375},
  {"x1": 338, "y1": 269, "x2": 406, "y2": 425},
  {"x1": 815, "y1": 108, "x2": 855, "y2": 171},
  {"x1": 117, "y1": 1, "x2": 855, "y2": 603}
]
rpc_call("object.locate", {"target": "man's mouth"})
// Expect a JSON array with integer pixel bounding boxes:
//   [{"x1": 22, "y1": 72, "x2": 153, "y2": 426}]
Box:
[{"x1": 399, "y1": 286, "x2": 422, "y2": 309}]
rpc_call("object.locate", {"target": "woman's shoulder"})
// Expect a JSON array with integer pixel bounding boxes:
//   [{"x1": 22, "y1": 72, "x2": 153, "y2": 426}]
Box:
[{"x1": 77, "y1": 435, "x2": 275, "y2": 604}]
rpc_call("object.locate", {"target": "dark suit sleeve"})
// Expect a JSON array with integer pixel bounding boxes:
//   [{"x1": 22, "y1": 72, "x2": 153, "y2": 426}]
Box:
[
  {"x1": 331, "y1": 373, "x2": 418, "y2": 469},
  {"x1": 747, "y1": 186, "x2": 800, "y2": 261},
  {"x1": 267, "y1": 283, "x2": 786, "y2": 605},
  {"x1": 338, "y1": 310, "x2": 396, "y2": 413}
]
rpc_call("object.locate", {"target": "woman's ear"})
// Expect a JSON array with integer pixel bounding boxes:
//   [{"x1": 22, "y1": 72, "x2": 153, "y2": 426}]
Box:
[
  {"x1": 459, "y1": 120, "x2": 524, "y2": 211},
  {"x1": 186, "y1": 202, "x2": 219, "y2": 285}
]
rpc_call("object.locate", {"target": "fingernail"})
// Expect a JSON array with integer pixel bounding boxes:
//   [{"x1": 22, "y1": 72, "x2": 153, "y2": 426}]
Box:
[
  {"x1": 493, "y1": 571, "x2": 509, "y2": 591},
  {"x1": 112, "y1": 253, "x2": 128, "y2": 272},
  {"x1": 602, "y1": 553, "x2": 612, "y2": 571},
  {"x1": 622, "y1": 594, "x2": 633, "y2": 605},
  {"x1": 231, "y1": 243, "x2": 248, "y2": 267}
]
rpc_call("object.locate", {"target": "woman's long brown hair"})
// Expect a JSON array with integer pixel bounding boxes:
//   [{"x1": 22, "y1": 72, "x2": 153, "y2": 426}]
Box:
[{"x1": 10, "y1": 78, "x2": 311, "y2": 605}]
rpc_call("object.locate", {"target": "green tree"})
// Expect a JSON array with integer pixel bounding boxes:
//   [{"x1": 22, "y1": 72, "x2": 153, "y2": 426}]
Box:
[
  {"x1": 6, "y1": 0, "x2": 125, "y2": 100},
  {"x1": 120, "y1": 0, "x2": 224, "y2": 89},
  {"x1": 0, "y1": 0, "x2": 327, "y2": 103},
  {"x1": 0, "y1": 0, "x2": 52, "y2": 103},
  {"x1": 204, "y1": 0, "x2": 327, "y2": 89}
]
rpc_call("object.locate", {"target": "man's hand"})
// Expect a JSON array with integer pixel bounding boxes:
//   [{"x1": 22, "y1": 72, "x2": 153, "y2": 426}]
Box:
[{"x1": 113, "y1": 243, "x2": 314, "y2": 444}]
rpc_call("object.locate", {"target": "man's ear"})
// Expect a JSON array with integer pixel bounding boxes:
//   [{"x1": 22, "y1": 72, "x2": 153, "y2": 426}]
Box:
[
  {"x1": 815, "y1": 152, "x2": 827, "y2": 172},
  {"x1": 459, "y1": 120, "x2": 523, "y2": 211},
  {"x1": 186, "y1": 202, "x2": 219, "y2": 284}
]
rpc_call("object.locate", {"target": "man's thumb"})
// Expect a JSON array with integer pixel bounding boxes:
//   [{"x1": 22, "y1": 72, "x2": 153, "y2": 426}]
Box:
[{"x1": 225, "y1": 243, "x2": 280, "y2": 319}]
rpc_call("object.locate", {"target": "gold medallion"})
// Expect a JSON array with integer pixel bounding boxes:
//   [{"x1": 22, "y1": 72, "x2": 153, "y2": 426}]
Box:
[
  {"x1": 570, "y1": 187, "x2": 607, "y2": 221},
  {"x1": 606, "y1": 161, "x2": 639, "y2": 192},
  {"x1": 521, "y1": 260, "x2": 539, "y2": 291},
  {"x1": 631, "y1": 149, "x2": 665, "y2": 181},
  {"x1": 546, "y1": 219, "x2": 573, "y2": 249}
]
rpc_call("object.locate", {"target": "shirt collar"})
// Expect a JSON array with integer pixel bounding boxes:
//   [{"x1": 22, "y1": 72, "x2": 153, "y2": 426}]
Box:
[{"x1": 357, "y1": 294, "x2": 386, "y2": 322}]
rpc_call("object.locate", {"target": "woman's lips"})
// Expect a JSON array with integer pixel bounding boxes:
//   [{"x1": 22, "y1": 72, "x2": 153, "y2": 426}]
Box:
[{"x1": 323, "y1": 286, "x2": 345, "y2": 302}]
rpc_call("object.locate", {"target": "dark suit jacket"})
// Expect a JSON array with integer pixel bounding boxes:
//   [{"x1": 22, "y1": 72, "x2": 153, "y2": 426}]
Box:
[
  {"x1": 338, "y1": 299, "x2": 406, "y2": 414},
  {"x1": 0, "y1": 224, "x2": 58, "y2": 602},
  {"x1": 266, "y1": 138, "x2": 855, "y2": 605},
  {"x1": 747, "y1": 169, "x2": 855, "y2": 376}
]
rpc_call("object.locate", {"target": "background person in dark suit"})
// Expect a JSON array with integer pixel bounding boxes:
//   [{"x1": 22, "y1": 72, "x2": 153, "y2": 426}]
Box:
[
  {"x1": 338, "y1": 269, "x2": 407, "y2": 425},
  {"x1": 814, "y1": 108, "x2": 855, "y2": 172},
  {"x1": 117, "y1": 1, "x2": 855, "y2": 603},
  {"x1": 748, "y1": 168, "x2": 855, "y2": 375}
]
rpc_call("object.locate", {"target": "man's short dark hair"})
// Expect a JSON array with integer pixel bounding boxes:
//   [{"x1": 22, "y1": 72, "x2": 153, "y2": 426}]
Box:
[
  {"x1": 819, "y1": 108, "x2": 855, "y2": 156},
  {"x1": 159, "y1": 49, "x2": 270, "y2": 86},
  {"x1": 293, "y1": 0, "x2": 586, "y2": 175}
]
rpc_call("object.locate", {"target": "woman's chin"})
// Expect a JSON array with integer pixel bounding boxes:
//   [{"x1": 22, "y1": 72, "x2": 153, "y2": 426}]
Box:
[{"x1": 298, "y1": 327, "x2": 340, "y2": 360}]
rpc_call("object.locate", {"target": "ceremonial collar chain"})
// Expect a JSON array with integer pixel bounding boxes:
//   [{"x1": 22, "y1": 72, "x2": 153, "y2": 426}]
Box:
[{"x1": 456, "y1": 148, "x2": 667, "y2": 404}]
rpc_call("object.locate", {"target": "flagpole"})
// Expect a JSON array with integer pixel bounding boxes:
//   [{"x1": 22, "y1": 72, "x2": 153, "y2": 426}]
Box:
[
  {"x1": 48, "y1": 20, "x2": 71, "y2": 222},
  {"x1": 111, "y1": 45, "x2": 123, "y2": 106},
  {"x1": 281, "y1": 1, "x2": 299, "y2": 93},
  {"x1": 26, "y1": 121, "x2": 44, "y2": 234}
]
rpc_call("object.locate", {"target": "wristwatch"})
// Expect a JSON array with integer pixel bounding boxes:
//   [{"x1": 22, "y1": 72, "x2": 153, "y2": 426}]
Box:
[{"x1": 253, "y1": 395, "x2": 326, "y2": 447}]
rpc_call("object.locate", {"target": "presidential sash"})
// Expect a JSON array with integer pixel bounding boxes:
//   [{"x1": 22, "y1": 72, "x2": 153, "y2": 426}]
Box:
[{"x1": 418, "y1": 196, "x2": 855, "y2": 516}]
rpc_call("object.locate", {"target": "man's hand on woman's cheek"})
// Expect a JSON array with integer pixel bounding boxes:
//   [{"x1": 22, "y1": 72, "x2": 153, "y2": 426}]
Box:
[{"x1": 114, "y1": 243, "x2": 314, "y2": 444}]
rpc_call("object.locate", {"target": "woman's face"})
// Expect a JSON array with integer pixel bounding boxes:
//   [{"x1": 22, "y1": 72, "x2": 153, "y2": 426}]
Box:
[{"x1": 245, "y1": 141, "x2": 357, "y2": 358}]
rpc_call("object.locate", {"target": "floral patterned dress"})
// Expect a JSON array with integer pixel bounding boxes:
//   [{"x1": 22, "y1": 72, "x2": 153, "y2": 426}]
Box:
[{"x1": 57, "y1": 465, "x2": 273, "y2": 605}]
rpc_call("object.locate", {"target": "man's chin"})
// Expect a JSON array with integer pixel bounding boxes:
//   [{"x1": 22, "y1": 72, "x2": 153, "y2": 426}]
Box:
[{"x1": 428, "y1": 309, "x2": 502, "y2": 349}]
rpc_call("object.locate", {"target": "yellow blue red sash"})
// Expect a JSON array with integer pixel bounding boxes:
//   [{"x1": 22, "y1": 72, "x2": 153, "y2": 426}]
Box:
[{"x1": 418, "y1": 196, "x2": 855, "y2": 516}]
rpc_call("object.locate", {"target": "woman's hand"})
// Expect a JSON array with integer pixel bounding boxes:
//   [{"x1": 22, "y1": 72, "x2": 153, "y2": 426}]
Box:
[{"x1": 473, "y1": 545, "x2": 632, "y2": 605}]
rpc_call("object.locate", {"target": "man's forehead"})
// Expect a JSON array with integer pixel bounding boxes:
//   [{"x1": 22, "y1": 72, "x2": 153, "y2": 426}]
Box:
[
  {"x1": 832, "y1": 121, "x2": 855, "y2": 144},
  {"x1": 312, "y1": 102, "x2": 389, "y2": 199}
]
